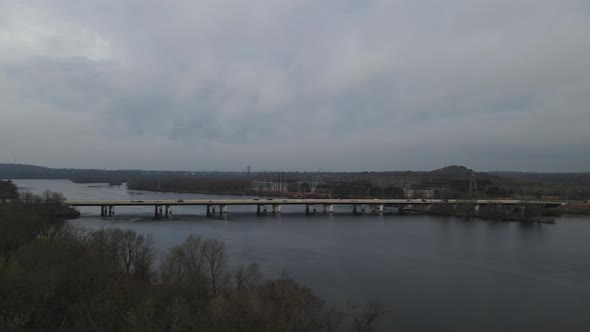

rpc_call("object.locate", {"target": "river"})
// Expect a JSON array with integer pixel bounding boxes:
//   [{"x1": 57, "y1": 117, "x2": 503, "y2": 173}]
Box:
[{"x1": 13, "y1": 179, "x2": 590, "y2": 331}]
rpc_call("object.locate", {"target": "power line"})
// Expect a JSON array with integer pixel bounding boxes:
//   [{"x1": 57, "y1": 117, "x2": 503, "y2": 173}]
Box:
[{"x1": 469, "y1": 172, "x2": 479, "y2": 198}]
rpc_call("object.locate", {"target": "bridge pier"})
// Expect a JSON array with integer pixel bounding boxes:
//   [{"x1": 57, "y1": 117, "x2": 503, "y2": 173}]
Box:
[
  {"x1": 312, "y1": 205, "x2": 317, "y2": 214},
  {"x1": 379, "y1": 204, "x2": 384, "y2": 213},
  {"x1": 329, "y1": 204, "x2": 334, "y2": 213},
  {"x1": 222, "y1": 205, "x2": 228, "y2": 214},
  {"x1": 263, "y1": 205, "x2": 267, "y2": 214},
  {"x1": 398, "y1": 206, "x2": 405, "y2": 215},
  {"x1": 361, "y1": 205, "x2": 366, "y2": 214},
  {"x1": 108, "y1": 205, "x2": 114, "y2": 217},
  {"x1": 370, "y1": 204, "x2": 381, "y2": 214},
  {"x1": 257, "y1": 205, "x2": 261, "y2": 216},
  {"x1": 305, "y1": 204, "x2": 310, "y2": 215},
  {"x1": 322, "y1": 204, "x2": 328, "y2": 214},
  {"x1": 352, "y1": 204, "x2": 357, "y2": 215}
]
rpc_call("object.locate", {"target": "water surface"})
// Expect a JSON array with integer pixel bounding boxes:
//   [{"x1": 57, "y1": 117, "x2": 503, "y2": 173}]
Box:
[{"x1": 13, "y1": 179, "x2": 590, "y2": 331}]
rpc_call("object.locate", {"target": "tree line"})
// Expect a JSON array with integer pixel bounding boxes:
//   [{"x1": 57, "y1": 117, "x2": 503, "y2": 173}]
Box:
[
  {"x1": 127, "y1": 176, "x2": 253, "y2": 195},
  {"x1": 0, "y1": 180, "x2": 18, "y2": 201}
]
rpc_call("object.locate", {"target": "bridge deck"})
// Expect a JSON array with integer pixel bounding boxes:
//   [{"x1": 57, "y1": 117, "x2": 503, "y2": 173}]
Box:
[{"x1": 64, "y1": 198, "x2": 565, "y2": 207}]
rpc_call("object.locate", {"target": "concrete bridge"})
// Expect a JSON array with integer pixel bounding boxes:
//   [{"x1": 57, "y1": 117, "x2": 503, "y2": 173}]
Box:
[{"x1": 64, "y1": 198, "x2": 566, "y2": 218}]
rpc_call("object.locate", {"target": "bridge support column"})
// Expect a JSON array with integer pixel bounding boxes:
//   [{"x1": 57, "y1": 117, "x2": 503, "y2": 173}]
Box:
[
  {"x1": 353, "y1": 205, "x2": 357, "y2": 215},
  {"x1": 219, "y1": 205, "x2": 224, "y2": 216},
  {"x1": 398, "y1": 206, "x2": 405, "y2": 215},
  {"x1": 361, "y1": 205, "x2": 366, "y2": 214},
  {"x1": 379, "y1": 204, "x2": 384, "y2": 213},
  {"x1": 312, "y1": 205, "x2": 317, "y2": 214},
  {"x1": 263, "y1": 205, "x2": 267, "y2": 213},
  {"x1": 100, "y1": 205, "x2": 105, "y2": 217},
  {"x1": 272, "y1": 204, "x2": 277, "y2": 215},
  {"x1": 212, "y1": 206, "x2": 216, "y2": 215},
  {"x1": 329, "y1": 204, "x2": 334, "y2": 213},
  {"x1": 305, "y1": 204, "x2": 310, "y2": 215},
  {"x1": 154, "y1": 205, "x2": 159, "y2": 218},
  {"x1": 206, "y1": 205, "x2": 211, "y2": 217},
  {"x1": 168, "y1": 206, "x2": 173, "y2": 220},
  {"x1": 108, "y1": 206, "x2": 114, "y2": 217},
  {"x1": 257, "y1": 205, "x2": 261, "y2": 216},
  {"x1": 164, "y1": 205, "x2": 169, "y2": 218},
  {"x1": 322, "y1": 204, "x2": 328, "y2": 214},
  {"x1": 277, "y1": 204, "x2": 282, "y2": 214},
  {"x1": 222, "y1": 205, "x2": 228, "y2": 214},
  {"x1": 159, "y1": 205, "x2": 163, "y2": 218}
]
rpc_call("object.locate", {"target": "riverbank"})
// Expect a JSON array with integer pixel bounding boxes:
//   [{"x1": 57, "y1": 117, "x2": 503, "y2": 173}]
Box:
[
  {"x1": 0, "y1": 202, "x2": 81, "y2": 219},
  {"x1": 428, "y1": 211, "x2": 555, "y2": 223},
  {"x1": 555, "y1": 201, "x2": 590, "y2": 216},
  {"x1": 427, "y1": 203, "x2": 558, "y2": 223}
]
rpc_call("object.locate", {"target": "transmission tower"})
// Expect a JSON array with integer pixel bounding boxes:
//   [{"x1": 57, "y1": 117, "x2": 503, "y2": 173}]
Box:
[{"x1": 468, "y1": 172, "x2": 478, "y2": 199}]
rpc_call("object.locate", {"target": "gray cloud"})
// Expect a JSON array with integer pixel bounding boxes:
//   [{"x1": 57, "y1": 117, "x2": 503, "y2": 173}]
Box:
[{"x1": 1, "y1": 0, "x2": 589, "y2": 172}]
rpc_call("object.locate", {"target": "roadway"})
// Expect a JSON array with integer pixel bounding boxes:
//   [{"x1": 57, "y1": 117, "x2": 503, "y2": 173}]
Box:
[{"x1": 64, "y1": 198, "x2": 565, "y2": 207}]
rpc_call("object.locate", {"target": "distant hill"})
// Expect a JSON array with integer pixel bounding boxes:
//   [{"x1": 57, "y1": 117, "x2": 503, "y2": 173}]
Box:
[
  {"x1": 0, "y1": 163, "x2": 495, "y2": 184},
  {"x1": 0, "y1": 163, "x2": 246, "y2": 182},
  {"x1": 0, "y1": 163, "x2": 78, "y2": 179},
  {"x1": 431, "y1": 165, "x2": 471, "y2": 176},
  {"x1": 490, "y1": 171, "x2": 590, "y2": 186}
]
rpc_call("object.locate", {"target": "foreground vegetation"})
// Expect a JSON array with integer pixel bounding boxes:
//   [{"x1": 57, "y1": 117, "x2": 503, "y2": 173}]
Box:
[{"x1": 0, "y1": 182, "x2": 383, "y2": 331}]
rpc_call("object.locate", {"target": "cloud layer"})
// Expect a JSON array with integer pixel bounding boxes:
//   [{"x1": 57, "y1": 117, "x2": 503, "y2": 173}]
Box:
[{"x1": 1, "y1": 0, "x2": 589, "y2": 171}]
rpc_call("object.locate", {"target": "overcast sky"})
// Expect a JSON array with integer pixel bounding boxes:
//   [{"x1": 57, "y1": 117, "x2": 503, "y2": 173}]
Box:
[{"x1": 1, "y1": 0, "x2": 589, "y2": 172}]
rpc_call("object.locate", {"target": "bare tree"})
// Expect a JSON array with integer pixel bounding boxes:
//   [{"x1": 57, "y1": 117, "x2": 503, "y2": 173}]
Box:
[
  {"x1": 349, "y1": 300, "x2": 384, "y2": 332},
  {"x1": 202, "y1": 239, "x2": 227, "y2": 296},
  {"x1": 113, "y1": 229, "x2": 155, "y2": 281},
  {"x1": 234, "y1": 263, "x2": 263, "y2": 292},
  {"x1": 323, "y1": 307, "x2": 345, "y2": 332},
  {"x1": 161, "y1": 235, "x2": 207, "y2": 291},
  {"x1": 257, "y1": 274, "x2": 323, "y2": 330},
  {"x1": 19, "y1": 191, "x2": 35, "y2": 204}
]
